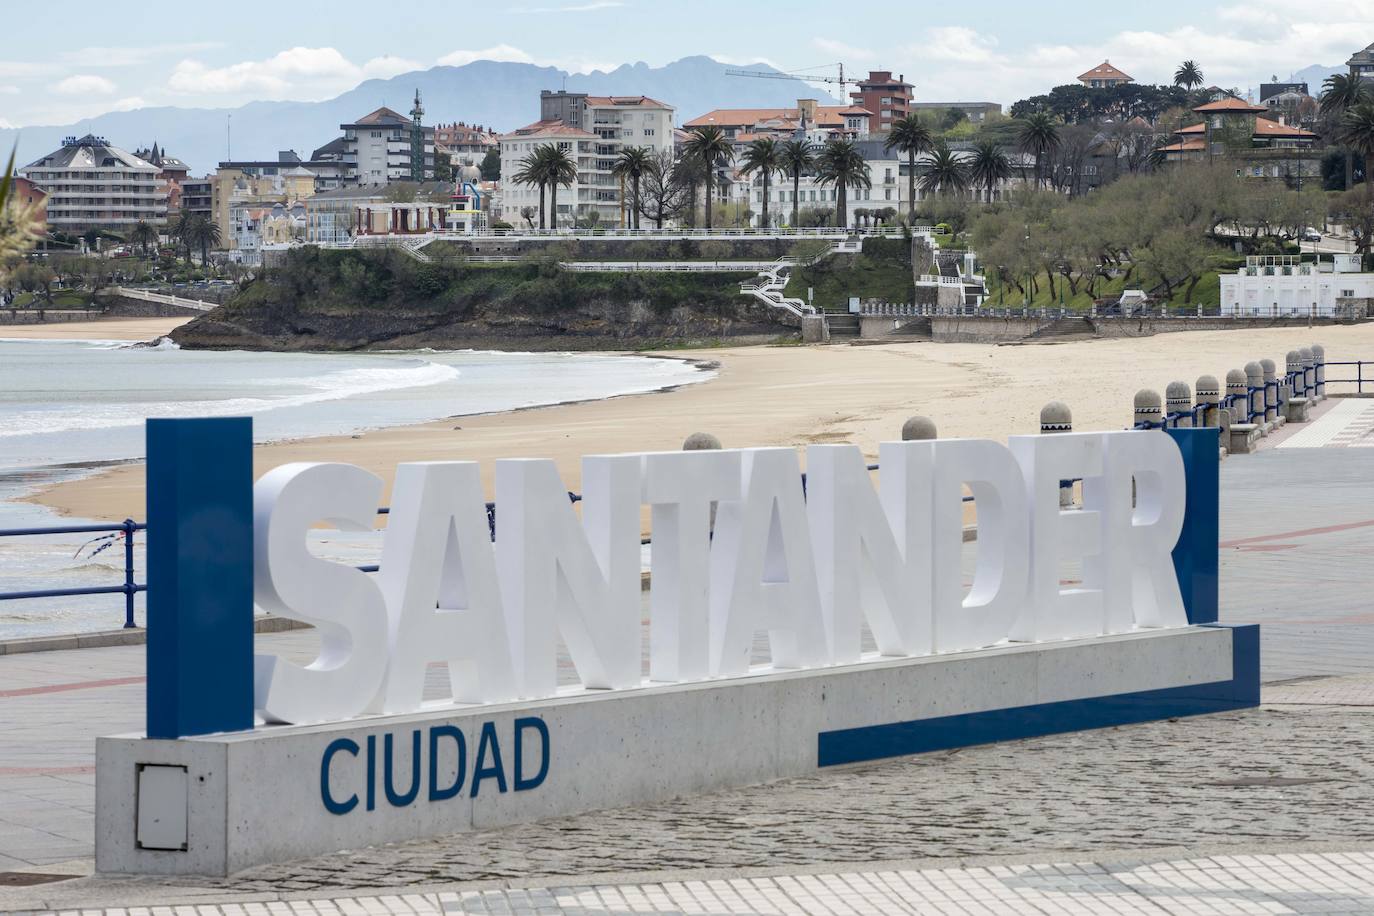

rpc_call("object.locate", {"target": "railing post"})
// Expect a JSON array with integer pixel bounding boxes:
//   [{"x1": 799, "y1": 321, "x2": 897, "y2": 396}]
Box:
[{"x1": 123, "y1": 518, "x2": 138, "y2": 629}]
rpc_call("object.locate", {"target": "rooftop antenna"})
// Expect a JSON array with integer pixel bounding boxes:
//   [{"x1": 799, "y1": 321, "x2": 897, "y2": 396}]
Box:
[{"x1": 227, "y1": 114, "x2": 232, "y2": 161}]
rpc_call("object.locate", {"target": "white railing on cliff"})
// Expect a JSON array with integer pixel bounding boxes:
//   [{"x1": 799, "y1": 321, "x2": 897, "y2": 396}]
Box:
[{"x1": 108, "y1": 287, "x2": 218, "y2": 312}]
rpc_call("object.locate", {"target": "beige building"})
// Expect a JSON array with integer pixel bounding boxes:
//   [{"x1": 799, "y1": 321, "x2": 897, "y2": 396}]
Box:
[{"x1": 19, "y1": 134, "x2": 165, "y2": 232}]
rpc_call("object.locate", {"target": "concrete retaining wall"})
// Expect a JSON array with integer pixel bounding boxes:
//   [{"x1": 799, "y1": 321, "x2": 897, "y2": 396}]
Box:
[
  {"x1": 96, "y1": 625, "x2": 1251, "y2": 876},
  {"x1": 932, "y1": 317, "x2": 1050, "y2": 343}
]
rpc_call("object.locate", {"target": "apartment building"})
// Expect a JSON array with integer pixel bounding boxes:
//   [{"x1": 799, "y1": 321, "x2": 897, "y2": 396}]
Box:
[
  {"x1": 500, "y1": 93, "x2": 675, "y2": 226},
  {"x1": 849, "y1": 71, "x2": 913, "y2": 133},
  {"x1": 685, "y1": 99, "x2": 872, "y2": 143},
  {"x1": 341, "y1": 106, "x2": 435, "y2": 185},
  {"x1": 19, "y1": 135, "x2": 165, "y2": 232}
]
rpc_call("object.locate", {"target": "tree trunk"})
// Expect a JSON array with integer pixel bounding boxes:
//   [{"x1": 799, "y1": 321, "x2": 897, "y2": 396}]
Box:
[
  {"x1": 761, "y1": 171, "x2": 769, "y2": 228},
  {"x1": 908, "y1": 150, "x2": 916, "y2": 221},
  {"x1": 1185, "y1": 274, "x2": 1201, "y2": 302},
  {"x1": 837, "y1": 181, "x2": 847, "y2": 228},
  {"x1": 793, "y1": 171, "x2": 800, "y2": 227},
  {"x1": 633, "y1": 175, "x2": 641, "y2": 229},
  {"x1": 704, "y1": 158, "x2": 714, "y2": 229},
  {"x1": 538, "y1": 183, "x2": 546, "y2": 230},
  {"x1": 1347, "y1": 150, "x2": 1355, "y2": 192},
  {"x1": 550, "y1": 184, "x2": 559, "y2": 230}
]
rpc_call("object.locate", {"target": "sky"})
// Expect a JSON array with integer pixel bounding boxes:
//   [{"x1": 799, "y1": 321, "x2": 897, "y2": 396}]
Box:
[{"x1": 2, "y1": 0, "x2": 1373, "y2": 128}]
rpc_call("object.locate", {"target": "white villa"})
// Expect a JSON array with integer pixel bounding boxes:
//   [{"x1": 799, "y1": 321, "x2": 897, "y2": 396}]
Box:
[{"x1": 1220, "y1": 254, "x2": 1374, "y2": 317}]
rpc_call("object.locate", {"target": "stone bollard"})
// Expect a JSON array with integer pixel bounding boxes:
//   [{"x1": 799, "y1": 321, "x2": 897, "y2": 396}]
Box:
[
  {"x1": 1312, "y1": 344, "x2": 1326, "y2": 399},
  {"x1": 901, "y1": 415, "x2": 938, "y2": 441},
  {"x1": 1244, "y1": 362, "x2": 1265, "y2": 434},
  {"x1": 1284, "y1": 351, "x2": 1311, "y2": 423},
  {"x1": 1165, "y1": 381, "x2": 1192, "y2": 428},
  {"x1": 683, "y1": 431, "x2": 722, "y2": 451},
  {"x1": 1260, "y1": 358, "x2": 1281, "y2": 430},
  {"x1": 1039, "y1": 401, "x2": 1073, "y2": 507},
  {"x1": 1133, "y1": 389, "x2": 1163, "y2": 429},
  {"x1": 1195, "y1": 375, "x2": 1221, "y2": 428},
  {"x1": 1300, "y1": 347, "x2": 1316, "y2": 398},
  {"x1": 1225, "y1": 369, "x2": 1249, "y2": 425}
]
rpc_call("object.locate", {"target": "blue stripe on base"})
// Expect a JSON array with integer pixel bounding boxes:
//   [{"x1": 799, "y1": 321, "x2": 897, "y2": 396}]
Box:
[{"x1": 817, "y1": 623, "x2": 1259, "y2": 768}]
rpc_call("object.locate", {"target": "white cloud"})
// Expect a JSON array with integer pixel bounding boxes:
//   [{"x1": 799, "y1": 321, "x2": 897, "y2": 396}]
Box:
[
  {"x1": 437, "y1": 44, "x2": 536, "y2": 67},
  {"x1": 921, "y1": 27, "x2": 999, "y2": 64},
  {"x1": 0, "y1": 85, "x2": 19, "y2": 95},
  {"x1": 55, "y1": 74, "x2": 117, "y2": 95},
  {"x1": 361, "y1": 56, "x2": 424, "y2": 79},
  {"x1": 57, "y1": 43, "x2": 224, "y2": 69},
  {"x1": 811, "y1": 39, "x2": 875, "y2": 62},
  {"x1": 111, "y1": 96, "x2": 148, "y2": 111},
  {"x1": 168, "y1": 47, "x2": 379, "y2": 98},
  {"x1": 0, "y1": 117, "x2": 14, "y2": 129}
]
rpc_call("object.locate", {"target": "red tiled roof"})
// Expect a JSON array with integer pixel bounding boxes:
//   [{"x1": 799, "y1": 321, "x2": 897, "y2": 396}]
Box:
[
  {"x1": 685, "y1": 105, "x2": 869, "y2": 129},
  {"x1": 1178, "y1": 122, "x2": 1206, "y2": 134},
  {"x1": 584, "y1": 95, "x2": 672, "y2": 109},
  {"x1": 1158, "y1": 139, "x2": 1206, "y2": 152},
  {"x1": 1078, "y1": 61, "x2": 1133, "y2": 82},
  {"x1": 1193, "y1": 97, "x2": 1267, "y2": 113},
  {"x1": 499, "y1": 119, "x2": 597, "y2": 140},
  {"x1": 1253, "y1": 116, "x2": 1317, "y2": 138}
]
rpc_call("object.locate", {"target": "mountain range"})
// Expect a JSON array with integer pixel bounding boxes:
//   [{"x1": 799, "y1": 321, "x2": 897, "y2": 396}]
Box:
[{"x1": 0, "y1": 56, "x2": 840, "y2": 175}]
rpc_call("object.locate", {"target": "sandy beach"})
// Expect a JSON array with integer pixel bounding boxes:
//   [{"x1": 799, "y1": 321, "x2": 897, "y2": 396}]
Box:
[
  {"x1": 0, "y1": 317, "x2": 192, "y2": 341},
  {"x1": 25, "y1": 324, "x2": 1374, "y2": 521}
]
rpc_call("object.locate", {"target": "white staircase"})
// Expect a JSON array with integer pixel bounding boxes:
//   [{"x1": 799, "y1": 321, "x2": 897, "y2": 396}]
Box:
[{"x1": 740, "y1": 258, "x2": 813, "y2": 317}]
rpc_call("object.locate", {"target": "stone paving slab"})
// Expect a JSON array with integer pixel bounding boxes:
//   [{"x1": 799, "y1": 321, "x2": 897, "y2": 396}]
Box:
[
  {"x1": 10, "y1": 846, "x2": 1374, "y2": 914},
  {"x1": 1278, "y1": 398, "x2": 1374, "y2": 449}
]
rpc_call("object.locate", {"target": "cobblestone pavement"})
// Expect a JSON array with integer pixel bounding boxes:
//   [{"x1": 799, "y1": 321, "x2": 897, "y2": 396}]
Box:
[{"x1": 12, "y1": 847, "x2": 1374, "y2": 914}]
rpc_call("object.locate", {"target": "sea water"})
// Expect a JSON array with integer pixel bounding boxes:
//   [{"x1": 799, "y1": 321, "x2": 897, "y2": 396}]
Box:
[{"x1": 0, "y1": 339, "x2": 711, "y2": 637}]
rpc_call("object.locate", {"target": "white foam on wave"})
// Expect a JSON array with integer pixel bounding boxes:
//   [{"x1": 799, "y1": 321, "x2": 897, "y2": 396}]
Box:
[{"x1": 0, "y1": 360, "x2": 461, "y2": 438}]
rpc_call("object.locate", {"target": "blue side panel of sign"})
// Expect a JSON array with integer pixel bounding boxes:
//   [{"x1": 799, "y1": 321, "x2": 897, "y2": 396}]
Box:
[
  {"x1": 1166, "y1": 427, "x2": 1220, "y2": 625},
  {"x1": 817, "y1": 623, "x2": 1259, "y2": 768},
  {"x1": 146, "y1": 417, "x2": 255, "y2": 739}
]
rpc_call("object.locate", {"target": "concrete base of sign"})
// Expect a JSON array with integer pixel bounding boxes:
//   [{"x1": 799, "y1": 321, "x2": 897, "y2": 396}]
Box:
[
  {"x1": 96, "y1": 624, "x2": 1257, "y2": 877},
  {"x1": 1286, "y1": 397, "x2": 1311, "y2": 423},
  {"x1": 1229, "y1": 423, "x2": 1261, "y2": 454}
]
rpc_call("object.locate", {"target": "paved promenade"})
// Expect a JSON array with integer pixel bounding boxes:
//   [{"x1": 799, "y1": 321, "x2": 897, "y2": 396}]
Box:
[{"x1": 1, "y1": 445, "x2": 1371, "y2": 912}]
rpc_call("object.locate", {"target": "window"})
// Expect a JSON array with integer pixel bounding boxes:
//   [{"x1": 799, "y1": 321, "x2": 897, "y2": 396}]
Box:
[
  {"x1": 885, "y1": 189, "x2": 892, "y2": 200},
  {"x1": 644, "y1": 128, "x2": 655, "y2": 137}
]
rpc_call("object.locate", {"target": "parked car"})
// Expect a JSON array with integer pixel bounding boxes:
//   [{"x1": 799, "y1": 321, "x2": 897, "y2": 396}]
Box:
[{"x1": 1302, "y1": 227, "x2": 1322, "y2": 242}]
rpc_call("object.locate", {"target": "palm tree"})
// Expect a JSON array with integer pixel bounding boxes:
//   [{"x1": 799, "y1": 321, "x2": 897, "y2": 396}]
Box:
[
  {"x1": 919, "y1": 145, "x2": 971, "y2": 198},
  {"x1": 1322, "y1": 74, "x2": 1372, "y2": 190},
  {"x1": 185, "y1": 213, "x2": 221, "y2": 266},
  {"x1": 170, "y1": 210, "x2": 197, "y2": 265},
  {"x1": 814, "y1": 138, "x2": 872, "y2": 229},
  {"x1": 671, "y1": 151, "x2": 706, "y2": 227},
  {"x1": 1016, "y1": 112, "x2": 1060, "y2": 189},
  {"x1": 513, "y1": 146, "x2": 551, "y2": 229},
  {"x1": 737, "y1": 138, "x2": 783, "y2": 229},
  {"x1": 884, "y1": 114, "x2": 934, "y2": 219},
  {"x1": 1339, "y1": 101, "x2": 1374, "y2": 201},
  {"x1": 1173, "y1": 60, "x2": 1204, "y2": 91},
  {"x1": 968, "y1": 140, "x2": 1013, "y2": 202},
  {"x1": 129, "y1": 220, "x2": 159, "y2": 259},
  {"x1": 611, "y1": 146, "x2": 652, "y2": 229},
  {"x1": 540, "y1": 144, "x2": 578, "y2": 230},
  {"x1": 682, "y1": 125, "x2": 735, "y2": 229},
  {"x1": 778, "y1": 139, "x2": 816, "y2": 228}
]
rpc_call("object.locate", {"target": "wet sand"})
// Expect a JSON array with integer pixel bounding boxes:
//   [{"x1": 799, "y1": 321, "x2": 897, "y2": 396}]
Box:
[{"x1": 0, "y1": 317, "x2": 191, "y2": 341}]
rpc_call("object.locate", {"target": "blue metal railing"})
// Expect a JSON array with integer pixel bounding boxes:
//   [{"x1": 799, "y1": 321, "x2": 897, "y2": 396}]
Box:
[{"x1": 0, "y1": 519, "x2": 145, "y2": 628}]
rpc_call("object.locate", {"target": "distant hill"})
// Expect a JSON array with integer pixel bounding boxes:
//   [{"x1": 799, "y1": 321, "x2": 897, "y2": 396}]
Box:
[
  {"x1": 1290, "y1": 64, "x2": 1343, "y2": 93},
  {"x1": 0, "y1": 56, "x2": 840, "y2": 175}
]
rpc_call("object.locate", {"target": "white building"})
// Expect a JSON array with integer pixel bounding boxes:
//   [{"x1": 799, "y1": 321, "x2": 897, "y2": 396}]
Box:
[
  {"x1": 1220, "y1": 254, "x2": 1374, "y2": 317},
  {"x1": 19, "y1": 134, "x2": 165, "y2": 232},
  {"x1": 500, "y1": 94, "x2": 675, "y2": 227},
  {"x1": 341, "y1": 105, "x2": 435, "y2": 185}
]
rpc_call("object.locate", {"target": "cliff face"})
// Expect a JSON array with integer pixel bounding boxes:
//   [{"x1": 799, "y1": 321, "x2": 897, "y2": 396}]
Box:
[{"x1": 169, "y1": 248, "x2": 797, "y2": 352}]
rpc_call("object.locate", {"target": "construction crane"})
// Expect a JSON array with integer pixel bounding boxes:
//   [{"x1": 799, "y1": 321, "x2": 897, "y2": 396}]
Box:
[{"x1": 724, "y1": 63, "x2": 856, "y2": 96}]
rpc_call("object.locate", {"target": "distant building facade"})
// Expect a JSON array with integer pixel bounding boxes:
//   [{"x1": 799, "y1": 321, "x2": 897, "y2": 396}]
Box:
[
  {"x1": 909, "y1": 101, "x2": 1002, "y2": 123},
  {"x1": 1221, "y1": 255, "x2": 1374, "y2": 317},
  {"x1": 685, "y1": 99, "x2": 872, "y2": 143},
  {"x1": 1348, "y1": 42, "x2": 1374, "y2": 79},
  {"x1": 1078, "y1": 61, "x2": 1133, "y2": 89},
  {"x1": 1158, "y1": 97, "x2": 1319, "y2": 180},
  {"x1": 341, "y1": 106, "x2": 435, "y2": 185},
  {"x1": 19, "y1": 135, "x2": 165, "y2": 232},
  {"x1": 848, "y1": 71, "x2": 913, "y2": 132}
]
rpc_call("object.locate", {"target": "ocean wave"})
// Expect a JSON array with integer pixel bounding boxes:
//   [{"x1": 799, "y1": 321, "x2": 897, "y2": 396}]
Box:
[{"x1": 0, "y1": 360, "x2": 461, "y2": 438}]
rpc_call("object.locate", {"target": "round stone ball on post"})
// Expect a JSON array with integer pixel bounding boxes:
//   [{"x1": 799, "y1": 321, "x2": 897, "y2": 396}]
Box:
[
  {"x1": 901, "y1": 416, "x2": 938, "y2": 441},
  {"x1": 1165, "y1": 381, "x2": 1193, "y2": 428},
  {"x1": 1244, "y1": 361, "x2": 1264, "y2": 426},
  {"x1": 1260, "y1": 358, "x2": 1278, "y2": 426},
  {"x1": 1195, "y1": 374, "x2": 1220, "y2": 428},
  {"x1": 1225, "y1": 369, "x2": 1248, "y2": 424},
  {"x1": 682, "y1": 432, "x2": 722, "y2": 451},
  {"x1": 1040, "y1": 401, "x2": 1073, "y2": 507},
  {"x1": 1311, "y1": 344, "x2": 1326, "y2": 397},
  {"x1": 1133, "y1": 389, "x2": 1163, "y2": 429}
]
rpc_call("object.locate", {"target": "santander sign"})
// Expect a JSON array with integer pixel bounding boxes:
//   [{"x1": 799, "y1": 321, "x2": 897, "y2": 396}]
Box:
[{"x1": 251, "y1": 431, "x2": 1189, "y2": 727}]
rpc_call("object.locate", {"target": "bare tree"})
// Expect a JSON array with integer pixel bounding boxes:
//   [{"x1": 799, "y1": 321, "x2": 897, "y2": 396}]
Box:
[{"x1": 636, "y1": 151, "x2": 692, "y2": 228}]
